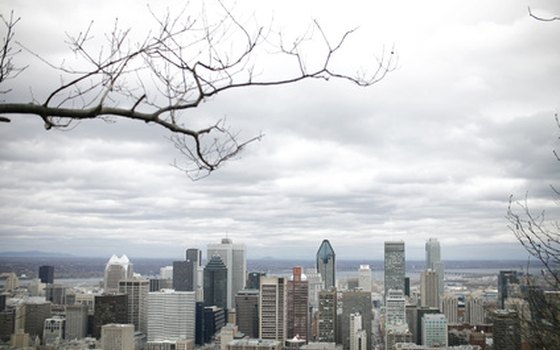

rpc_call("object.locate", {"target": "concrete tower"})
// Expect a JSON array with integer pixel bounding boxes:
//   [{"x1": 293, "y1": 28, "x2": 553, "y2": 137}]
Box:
[
  {"x1": 118, "y1": 279, "x2": 149, "y2": 335},
  {"x1": 147, "y1": 290, "x2": 196, "y2": 342},
  {"x1": 317, "y1": 288, "x2": 337, "y2": 342},
  {"x1": 425, "y1": 238, "x2": 444, "y2": 296},
  {"x1": 420, "y1": 269, "x2": 439, "y2": 308},
  {"x1": 259, "y1": 276, "x2": 287, "y2": 341},
  {"x1": 316, "y1": 239, "x2": 336, "y2": 290},
  {"x1": 287, "y1": 267, "x2": 309, "y2": 341},
  {"x1": 358, "y1": 265, "x2": 372, "y2": 292},
  {"x1": 384, "y1": 241, "x2": 405, "y2": 298},
  {"x1": 104, "y1": 255, "x2": 133, "y2": 294},
  {"x1": 207, "y1": 238, "x2": 247, "y2": 310}
]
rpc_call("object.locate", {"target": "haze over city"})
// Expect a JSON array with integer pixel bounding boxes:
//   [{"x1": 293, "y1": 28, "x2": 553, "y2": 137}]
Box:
[{"x1": 1, "y1": 0, "x2": 560, "y2": 260}]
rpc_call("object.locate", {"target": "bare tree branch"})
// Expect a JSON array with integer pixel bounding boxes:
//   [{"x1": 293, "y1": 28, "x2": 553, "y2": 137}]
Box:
[
  {"x1": 528, "y1": 6, "x2": 560, "y2": 22},
  {"x1": 0, "y1": 3, "x2": 396, "y2": 179}
]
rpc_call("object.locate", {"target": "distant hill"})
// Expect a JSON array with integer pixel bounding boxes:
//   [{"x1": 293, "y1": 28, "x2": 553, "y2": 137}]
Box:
[{"x1": 0, "y1": 250, "x2": 74, "y2": 258}]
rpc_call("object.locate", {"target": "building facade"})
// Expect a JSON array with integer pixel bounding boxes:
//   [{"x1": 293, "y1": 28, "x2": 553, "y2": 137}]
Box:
[
  {"x1": 420, "y1": 269, "x2": 439, "y2": 309},
  {"x1": 235, "y1": 289, "x2": 259, "y2": 338},
  {"x1": 384, "y1": 241, "x2": 405, "y2": 298},
  {"x1": 101, "y1": 323, "x2": 135, "y2": 350},
  {"x1": 287, "y1": 266, "x2": 309, "y2": 341},
  {"x1": 316, "y1": 240, "x2": 336, "y2": 290},
  {"x1": 104, "y1": 255, "x2": 134, "y2": 294},
  {"x1": 207, "y1": 238, "x2": 247, "y2": 310},
  {"x1": 425, "y1": 238, "x2": 444, "y2": 296},
  {"x1": 119, "y1": 279, "x2": 149, "y2": 335},
  {"x1": 421, "y1": 314, "x2": 448, "y2": 347},
  {"x1": 148, "y1": 290, "x2": 196, "y2": 342},
  {"x1": 38, "y1": 265, "x2": 54, "y2": 284},
  {"x1": 259, "y1": 276, "x2": 287, "y2": 341},
  {"x1": 317, "y1": 288, "x2": 337, "y2": 342},
  {"x1": 204, "y1": 255, "x2": 228, "y2": 309}
]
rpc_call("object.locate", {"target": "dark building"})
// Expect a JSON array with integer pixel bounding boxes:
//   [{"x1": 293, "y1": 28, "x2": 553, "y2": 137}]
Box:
[
  {"x1": 45, "y1": 284, "x2": 67, "y2": 305},
  {"x1": 287, "y1": 266, "x2": 309, "y2": 341},
  {"x1": 203, "y1": 306, "x2": 226, "y2": 343},
  {"x1": 0, "y1": 294, "x2": 5, "y2": 312},
  {"x1": 247, "y1": 272, "x2": 266, "y2": 290},
  {"x1": 235, "y1": 289, "x2": 259, "y2": 338},
  {"x1": 204, "y1": 255, "x2": 228, "y2": 309},
  {"x1": 498, "y1": 270, "x2": 518, "y2": 309},
  {"x1": 493, "y1": 309, "x2": 521, "y2": 350},
  {"x1": 0, "y1": 308, "x2": 15, "y2": 342},
  {"x1": 93, "y1": 294, "x2": 128, "y2": 338},
  {"x1": 318, "y1": 288, "x2": 337, "y2": 342},
  {"x1": 173, "y1": 248, "x2": 201, "y2": 292},
  {"x1": 39, "y1": 265, "x2": 55, "y2": 284},
  {"x1": 404, "y1": 277, "x2": 410, "y2": 297},
  {"x1": 149, "y1": 278, "x2": 171, "y2": 292},
  {"x1": 316, "y1": 239, "x2": 336, "y2": 289},
  {"x1": 340, "y1": 291, "x2": 372, "y2": 350},
  {"x1": 195, "y1": 302, "x2": 205, "y2": 345},
  {"x1": 23, "y1": 301, "x2": 52, "y2": 340}
]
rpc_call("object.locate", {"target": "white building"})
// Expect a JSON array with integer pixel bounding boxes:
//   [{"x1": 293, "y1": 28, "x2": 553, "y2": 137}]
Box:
[
  {"x1": 101, "y1": 324, "x2": 135, "y2": 350},
  {"x1": 65, "y1": 304, "x2": 88, "y2": 340},
  {"x1": 425, "y1": 238, "x2": 444, "y2": 297},
  {"x1": 421, "y1": 314, "x2": 448, "y2": 348},
  {"x1": 465, "y1": 295, "x2": 485, "y2": 325},
  {"x1": 160, "y1": 266, "x2": 173, "y2": 280},
  {"x1": 441, "y1": 296, "x2": 458, "y2": 325},
  {"x1": 43, "y1": 316, "x2": 65, "y2": 346},
  {"x1": 386, "y1": 289, "x2": 406, "y2": 327},
  {"x1": 358, "y1": 265, "x2": 372, "y2": 293},
  {"x1": 349, "y1": 313, "x2": 366, "y2": 350},
  {"x1": 208, "y1": 238, "x2": 247, "y2": 310},
  {"x1": 104, "y1": 255, "x2": 134, "y2": 294},
  {"x1": 148, "y1": 290, "x2": 196, "y2": 342}
]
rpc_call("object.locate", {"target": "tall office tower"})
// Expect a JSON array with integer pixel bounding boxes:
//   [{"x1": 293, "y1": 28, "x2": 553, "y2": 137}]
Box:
[
  {"x1": 94, "y1": 294, "x2": 128, "y2": 339},
  {"x1": 173, "y1": 249, "x2": 201, "y2": 292},
  {"x1": 104, "y1": 255, "x2": 134, "y2": 294},
  {"x1": 317, "y1": 288, "x2": 337, "y2": 342},
  {"x1": 425, "y1": 238, "x2": 444, "y2": 296},
  {"x1": 465, "y1": 295, "x2": 485, "y2": 325},
  {"x1": 101, "y1": 324, "x2": 135, "y2": 350},
  {"x1": 492, "y1": 310, "x2": 521, "y2": 350},
  {"x1": 441, "y1": 295, "x2": 458, "y2": 325},
  {"x1": 45, "y1": 284, "x2": 67, "y2": 305},
  {"x1": 420, "y1": 269, "x2": 439, "y2": 308},
  {"x1": 384, "y1": 241, "x2": 405, "y2": 298},
  {"x1": 341, "y1": 291, "x2": 372, "y2": 350},
  {"x1": 306, "y1": 269, "x2": 322, "y2": 312},
  {"x1": 247, "y1": 272, "x2": 266, "y2": 290},
  {"x1": 287, "y1": 266, "x2": 309, "y2": 341},
  {"x1": 235, "y1": 289, "x2": 259, "y2": 338},
  {"x1": 118, "y1": 279, "x2": 149, "y2": 335},
  {"x1": 22, "y1": 301, "x2": 52, "y2": 340},
  {"x1": 204, "y1": 255, "x2": 228, "y2": 309},
  {"x1": 43, "y1": 316, "x2": 65, "y2": 346},
  {"x1": 349, "y1": 313, "x2": 365, "y2": 350},
  {"x1": 65, "y1": 304, "x2": 88, "y2": 340},
  {"x1": 39, "y1": 265, "x2": 54, "y2": 284},
  {"x1": 404, "y1": 277, "x2": 410, "y2": 297},
  {"x1": 147, "y1": 290, "x2": 196, "y2": 342},
  {"x1": 316, "y1": 239, "x2": 336, "y2": 290},
  {"x1": 259, "y1": 276, "x2": 287, "y2": 341},
  {"x1": 385, "y1": 289, "x2": 406, "y2": 327},
  {"x1": 358, "y1": 265, "x2": 372, "y2": 292},
  {"x1": 207, "y1": 238, "x2": 247, "y2": 310},
  {"x1": 498, "y1": 270, "x2": 518, "y2": 309},
  {"x1": 421, "y1": 314, "x2": 448, "y2": 347}
]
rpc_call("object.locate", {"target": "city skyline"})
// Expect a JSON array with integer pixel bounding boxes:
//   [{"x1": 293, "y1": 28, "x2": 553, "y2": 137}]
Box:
[{"x1": 2, "y1": 0, "x2": 560, "y2": 260}]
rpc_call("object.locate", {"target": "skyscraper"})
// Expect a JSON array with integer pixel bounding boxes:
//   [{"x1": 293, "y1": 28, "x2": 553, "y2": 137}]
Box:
[
  {"x1": 441, "y1": 295, "x2": 458, "y2": 325},
  {"x1": 39, "y1": 266, "x2": 54, "y2": 284},
  {"x1": 104, "y1": 255, "x2": 133, "y2": 294},
  {"x1": 94, "y1": 294, "x2": 128, "y2": 339},
  {"x1": 384, "y1": 241, "x2": 405, "y2": 298},
  {"x1": 173, "y1": 248, "x2": 201, "y2": 292},
  {"x1": 259, "y1": 276, "x2": 287, "y2": 341},
  {"x1": 420, "y1": 269, "x2": 439, "y2": 308},
  {"x1": 465, "y1": 295, "x2": 485, "y2": 325},
  {"x1": 349, "y1": 313, "x2": 366, "y2": 350},
  {"x1": 492, "y1": 309, "x2": 521, "y2": 350},
  {"x1": 43, "y1": 316, "x2": 65, "y2": 346},
  {"x1": 287, "y1": 267, "x2": 309, "y2": 341},
  {"x1": 358, "y1": 265, "x2": 372, "y2": 292},
  {"x1": 204, "y1": 255, "x2": 228, "y2": 309},
  {"x1": 147, "y1": 290, "x2": 196, "y2": 342},
  {"x1": 65, "y1": 304, "x2": 88, "y2": 340},
  {"x1": 316, "y1": 239, "x2": 336, "y2": 290},
  {"x1": 118, "y1": 279, "x2": 149, "y2": 335},
  {"x1": 341, "y1": 291, "x2": 372, "y2": 350},
  {"x1": 235, "y1": 289, "x2": 259, "y2": 338},
  {"x1": 317, "y1": 288, "x2": 337, "y2": 342},
  {"x1": 498, "y1": 270, "x2": 518, "y2": 309},
  {"x1": 247, "y1": 272, "x2": 266, "y2": 290},
  {"x1": 385, "y1": 289, "x2": 406, "y2": 327},
  {"x1": 425, "y1": 238, "x2": 444, "y2": 296},
  {"x1": 207, "y1": 238, "x2": 247, "y2": 310}
]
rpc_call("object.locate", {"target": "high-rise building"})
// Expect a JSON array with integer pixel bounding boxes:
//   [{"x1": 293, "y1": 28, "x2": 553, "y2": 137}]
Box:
[
  {"x1": 498, "y1": 270, "x2": 518, "y2": 309},
  {"x1": 39, "y1": 266, "x2": 54, "y2": 284},
  {"x1": 287, "y1": 266, "x2": 309, "y2": 341},
  {"x1": 147, "y1": 289, "x2": 196, "y2": 342},
  {"x1": 104, "y1": 255, "x2": 133, "y2": 294},
  {"x1": 384, "y1": 324, "x2": 412, "y2": 350},
  {"x1": 45, "y1": 284, "x2": 66, "y2": 305},
  {"x1": 160, "y1": 266, "x2": 173, "y2": 280},
  {"x1": 204, "y1": 255, "x2": 228, "y2": 309},
  {"x1": 94, "y1": 294, "x2": 128, "y2": 339},
  {"x1": 118, "y1": 279, "x2": 149, "y2": 335},
  {"x1": 235, "y1": 289, "x2": 259, "y2": 338},
  {"x1": 101, "y1": 324, "x2": 135, "y2": 350},
  {"x1": 421, "y1": 313, "x2": 448, "y2": 347},
  {"x1": 492, "y1": 309, "x2": 521, "y2": 350},
  {"x1": 316, "y1": 240, "x2": 336, "y2": 290},
  {"x1": 441, "y1": 295, "x2": 458, "y2": 325},
  {"x1": 65, "y1": 304, "x2": 88, "y2": 340},
  {"x1": 247, "y1": 272, "x2": 266, "y2": 290},
  {"x1": 413, "y1": 307, "x2": 440, "y2": 345},
  {"x1": 349, "y1": 313, "x2": 366, "y2": 350},
  {"x1": 340, "y1": 291, "x2": 372, "y2": 350},
  {"x1": 465, "y1": 295, "x2": 485, "y2": 325},
  {"x1": 306, "y1": 269, "x2": 323, "y2": 312},
  {"x1": 317, "y1": 288, "x2": 337, "y2": 342},
  {"x1": 420, "y1": 269, "x2": 439, "y2": 309},
  {"x1": 22, "y1": 301, "x2": 52, "y2": 340},
  {"x1": 173, "y1": 249, "x2": 201, "y2": 292},
  {"x1": 203, "y1": 305, "x2": 227, "y2": 343},
  {"x1": 259, "y1": 276, "x2": 287, "y2": 341},
  {"x1": 43, "y1": 316, "x2": 65, "y2": 346},
  {"x1": 384, "y1": 241, "x2": 405, "y2": 298},
  {"x1": 425, "y1": 238, "x2": 444, "y2": 296},
  {"x1": 385, "y1": 289, "x2": 406, "y2": 327},
  {"x1": 207, "y1": 238, "x2": 247, "y2": 310},
  {"x1": 358, "y1": 265, "x2": 372, "y2": 293}
]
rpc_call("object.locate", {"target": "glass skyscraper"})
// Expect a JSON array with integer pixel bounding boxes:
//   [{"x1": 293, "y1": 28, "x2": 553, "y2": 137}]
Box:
[
  {"x1": 316, "y1": 239, "x2": 336, "y2": 289},
  {"x1": 425, "y1": 238, "x2": 444, "y2": 296},
  {"x1": 384, "y1": 241, "x2": 405, "y2": 298}
]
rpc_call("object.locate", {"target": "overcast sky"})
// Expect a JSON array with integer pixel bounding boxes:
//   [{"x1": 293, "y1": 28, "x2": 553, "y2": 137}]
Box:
[{"x1": 1, "y1": 0, "x2": 560, "y2": 261}]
